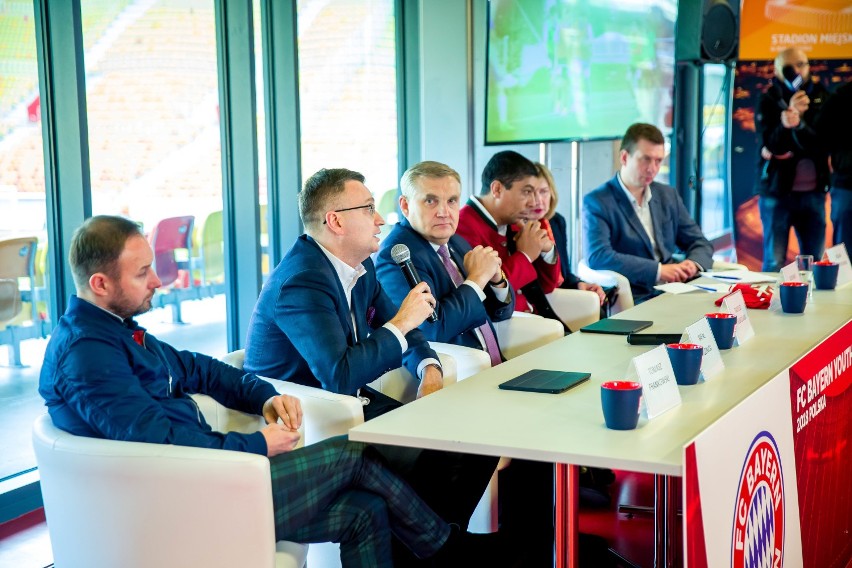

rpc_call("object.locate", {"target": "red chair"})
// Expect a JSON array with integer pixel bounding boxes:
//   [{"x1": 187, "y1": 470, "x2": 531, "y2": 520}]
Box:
[
  {"x1": 149, "y1": 216, "x2": 194, "y2": 288},
  {"x1": 0, "y1": 236, "x2": 40, "y2": 366}
]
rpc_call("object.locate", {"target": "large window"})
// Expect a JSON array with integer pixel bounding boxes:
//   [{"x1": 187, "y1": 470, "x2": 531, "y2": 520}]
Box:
[
  {"x1": 297, "y1": 0, "x2": 399, "y2": 223},
  {"x1": 0, "y1": 0, "x2": 50, "y2": 483},
  {"x1": 700, "y1": 63, "x2": 733, "y2": 240},
  {"x1": 82, "y1": 0, "x2": 227, "y2": 356}
]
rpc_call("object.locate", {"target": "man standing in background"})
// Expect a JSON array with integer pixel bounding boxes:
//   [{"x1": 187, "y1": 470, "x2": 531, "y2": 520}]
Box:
[{"x1": 754, "y1": 47, "x2": 829, "y2": 271}]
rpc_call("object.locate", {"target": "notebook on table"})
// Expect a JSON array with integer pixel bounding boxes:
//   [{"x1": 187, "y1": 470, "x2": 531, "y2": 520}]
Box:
[
  {"x1": 498, "y1": 370, "x2": 591, "y2": 394},
  {"x1": 579, "y1": 319, "x2": 653, "y2": 335}
]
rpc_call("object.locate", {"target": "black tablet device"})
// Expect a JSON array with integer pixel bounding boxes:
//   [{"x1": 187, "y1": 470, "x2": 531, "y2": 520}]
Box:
[
  {"x1": 626, "y1": 333, "x2": 683, "y2": 346},
  {"x1": 498, "y1": 370, "x2": 591, "y2": 394},
  {"x1": 580, "y1": 319, "x2": 653, "y2": 335}
]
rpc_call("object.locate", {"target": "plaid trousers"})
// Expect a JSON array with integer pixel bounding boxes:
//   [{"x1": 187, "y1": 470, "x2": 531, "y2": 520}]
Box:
[{"x1": 269, "y1": 435, "x2": 450, "y2": 567}]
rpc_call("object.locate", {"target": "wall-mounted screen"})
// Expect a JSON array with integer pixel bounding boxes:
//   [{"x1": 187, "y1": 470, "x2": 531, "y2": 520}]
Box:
[{"x1": 485, "y1": 0, "x2": 678, "y2": 145}]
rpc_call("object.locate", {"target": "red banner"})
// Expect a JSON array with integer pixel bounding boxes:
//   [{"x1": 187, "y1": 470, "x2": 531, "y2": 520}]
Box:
[{"x1": 789, "y1": 320, "x2": 852, "y2": 568}]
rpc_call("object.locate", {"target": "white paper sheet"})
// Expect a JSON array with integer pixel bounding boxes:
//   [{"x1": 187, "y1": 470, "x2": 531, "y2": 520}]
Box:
[{"x1": 700, "y1": 270, "x2": 776, "y2": 284}]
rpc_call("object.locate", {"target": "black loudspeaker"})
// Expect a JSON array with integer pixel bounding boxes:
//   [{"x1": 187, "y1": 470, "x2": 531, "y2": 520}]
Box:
[{"x1": 676, "y1": 0, "x2": 740, "y2": 62}]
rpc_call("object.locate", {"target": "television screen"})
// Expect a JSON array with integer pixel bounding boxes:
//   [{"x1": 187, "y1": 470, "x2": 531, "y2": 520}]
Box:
[{"x1": 485, "y1": 0, "x2": 677, "y2": 144}]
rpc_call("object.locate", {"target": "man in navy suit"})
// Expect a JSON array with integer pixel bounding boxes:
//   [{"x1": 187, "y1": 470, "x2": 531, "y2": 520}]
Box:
[
  {"x1": 378, "y1": 162, "x2": 560, "y2": 565},
  {"x1": 245, "y1": 169, "x2": 441, "y2": 404},
  {"x1": 376, "y1": 161, "x2": 514, "y2": 365},
  {"x1": 583, "y1": 123, "x2": 714, "y2": 301},
  {"x1": 244, "y1": 168, "x2": 498, "y2": 540}
]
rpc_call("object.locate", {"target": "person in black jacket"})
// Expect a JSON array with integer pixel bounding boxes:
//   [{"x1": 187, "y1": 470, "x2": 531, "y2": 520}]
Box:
[
  {"x1": 815, "y1": 80, "x2": 852, "y2": 247},
  {"x1": 755, "y1": 47, "x2": 829, "y2": 271},
  {"x1": 527, "y1": 162, "x2": 606, "y2": 305}
]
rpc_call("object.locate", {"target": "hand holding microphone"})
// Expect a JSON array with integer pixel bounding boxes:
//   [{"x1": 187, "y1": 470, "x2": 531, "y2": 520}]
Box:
[{"x1": 390, "y1": 244, "x2": 438, "y2": 331}]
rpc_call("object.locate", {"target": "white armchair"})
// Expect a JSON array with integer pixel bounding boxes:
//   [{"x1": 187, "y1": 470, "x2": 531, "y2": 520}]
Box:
[
  {"x1": 493, "y1": 313, "x2": 565, "y2": 360},
  {"x1": 220, "y1": 351, "x2": 364, "y2": 445},
  {"x1": 577, "y1": 259, "x2": 634, "y2": 314},
  {"x1": 32, "y1": 411, "x2": 308, "y2": 568},
  {"x1": 545, "y1": 288, "x2": 600, "y2": 331},
  {"x1": 365, "y1": 343, "x2": 463, "y2": 403}
]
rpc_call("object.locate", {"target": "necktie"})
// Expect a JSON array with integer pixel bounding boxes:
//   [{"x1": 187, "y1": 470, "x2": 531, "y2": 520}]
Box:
[{"x1": 437, "y1": 244, "x2": 502, "y2": 366}]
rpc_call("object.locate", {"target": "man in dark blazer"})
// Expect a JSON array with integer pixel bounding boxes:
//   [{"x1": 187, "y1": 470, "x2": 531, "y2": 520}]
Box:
[
  {"x1": 40, "y1": 215, "x2": 497, "y2": 567},
  {"x1": 244, "y1": 168, "x2": 498, "y2": 538},
  {"x1": 583, "y1": 123, "x2": 714, "y2": 302},
  {"x1": 245, "y1": 170, "x2": 441, "y2": 405},
  {"x1": 376, "y1": 161, "x2": 514, "y2": 365},
  {"x1": 378, "y1": 162, "x2": 557, "y2": 565}
]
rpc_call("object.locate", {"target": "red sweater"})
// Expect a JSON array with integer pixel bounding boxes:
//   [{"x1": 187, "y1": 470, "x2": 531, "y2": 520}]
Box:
[{"x1": 456, "y1": 199, "x2": 561, "y2": 313}]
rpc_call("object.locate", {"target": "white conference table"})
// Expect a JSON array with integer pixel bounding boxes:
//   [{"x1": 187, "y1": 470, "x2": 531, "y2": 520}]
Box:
[{"x1": 350, "y1": 282, "x2": 852, "y2": 567}]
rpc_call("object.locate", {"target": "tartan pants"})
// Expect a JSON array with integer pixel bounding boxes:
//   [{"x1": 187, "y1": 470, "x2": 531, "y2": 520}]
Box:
[{"x1": 269, "y1": 435, "x2": 450, "y2": 567}]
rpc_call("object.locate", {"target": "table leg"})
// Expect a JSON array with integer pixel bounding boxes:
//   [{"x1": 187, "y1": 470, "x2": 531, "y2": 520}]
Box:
[
  {"x1": 555, "y1": 463, "x2": 579, "y2": 568},
  {"x1": 654, "y1": 474, "x2": 679, "y2": 568}
]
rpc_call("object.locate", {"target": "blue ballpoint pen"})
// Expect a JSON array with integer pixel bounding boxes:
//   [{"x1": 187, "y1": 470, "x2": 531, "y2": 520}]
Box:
[
  {"x1": 694, "y1": 285, "x2": 717, "y2": 292},
  {"x1": 714, "y1": 275, "x2": 741, "y2": 281}
]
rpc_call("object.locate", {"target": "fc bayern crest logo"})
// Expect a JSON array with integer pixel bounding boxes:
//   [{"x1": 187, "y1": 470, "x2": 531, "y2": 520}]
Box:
[{"x1": 731, "y1": 431, "x2": 785, "y2": 568}]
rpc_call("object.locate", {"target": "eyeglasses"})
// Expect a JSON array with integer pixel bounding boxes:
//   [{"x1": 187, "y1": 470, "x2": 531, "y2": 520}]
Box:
[{"x1": 323, "y1": 203, "x2": 376, "y2": 224}]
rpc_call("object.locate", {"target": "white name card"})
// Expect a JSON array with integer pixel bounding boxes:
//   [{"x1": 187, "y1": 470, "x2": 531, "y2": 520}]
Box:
[
  {"x1": 723, "y1": 289, "x2": 755, "y2": 345},
  {"x1": 768, "y1": 284, "x2": 782, "y2": 311},
  {"x1": 825, "y1": 243, "x2": 852, "y2": 287},
  {"x1": 684, "y1": 318, "x2": 725, "y2": 381},
  {"x1": 627, "y1": 344, "x2": 681, "y2": 419},
  {"x1": 780, "y1": 260, "x2": 800, "y2": 283}
]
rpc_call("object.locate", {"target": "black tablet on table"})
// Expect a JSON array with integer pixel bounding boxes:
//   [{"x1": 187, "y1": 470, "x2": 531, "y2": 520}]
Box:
[
  {"x1": 498, "y1": 370, "x2": 591, "y2": 394},
  {"x1": 579, "y1": 319, "x2": 653, "y2": 335}
]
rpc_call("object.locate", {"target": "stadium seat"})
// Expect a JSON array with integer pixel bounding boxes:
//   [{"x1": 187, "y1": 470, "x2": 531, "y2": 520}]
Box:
[{"x1": 0, "y1": 236, "x2": 43, "y2": 366}]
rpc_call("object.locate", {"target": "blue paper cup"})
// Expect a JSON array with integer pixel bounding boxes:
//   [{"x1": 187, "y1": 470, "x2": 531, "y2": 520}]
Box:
[
  {"x1": 813, "y1": 261, "x2": 839, "y2": 290},
  {"x1": 705, "y1": 312, "x2": 736, "y2": 349},
  {"x1": 666, "y1": 343, "x2": 703, "y2": 385},
  {"x1": 600, "y1": 381, "x2": 642, "y2": 430},
  {"x1": 780, "y1": 282, "x2": 808, "y2": 313}
]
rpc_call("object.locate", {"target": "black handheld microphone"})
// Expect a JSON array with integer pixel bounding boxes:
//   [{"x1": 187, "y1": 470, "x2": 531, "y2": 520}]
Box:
[{"x1": 390, "y1": 244, "x2": 438, "y2": 323}]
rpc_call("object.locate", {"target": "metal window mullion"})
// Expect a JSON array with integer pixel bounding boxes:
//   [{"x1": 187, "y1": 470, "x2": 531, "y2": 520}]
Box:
[
  {"x1": 33, "y1": 0, "x2": 92, "y2": 323},
  {"x1": 215, "y1": 0, "x2": 262, "y2": 350},
  {"x1": 260, "y1": 0, "x2": 301, "y2": 267}
]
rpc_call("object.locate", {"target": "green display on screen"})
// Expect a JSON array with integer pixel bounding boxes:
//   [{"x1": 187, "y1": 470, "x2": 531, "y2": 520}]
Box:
[{"x1": 485, "y1": 0, "x2": 677, "y2": 144}]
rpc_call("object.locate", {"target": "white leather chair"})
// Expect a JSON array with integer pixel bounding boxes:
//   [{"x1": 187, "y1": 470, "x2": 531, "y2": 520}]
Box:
[
  {"x1": 545, "y1": 287, "x2": 600, "y2": 331},
  {"x1": 492, "y1": 312, "x2": 565, "y2": 360},
  {"x1": 219, "y1": 351, "x2": 364, "y2": 446},
  {"x1": 33, "y1": 410, "x2": 308, "y2": 568},
  {"x1": 364, "y1": 343, "x2": 463, "y2": 403},
  {"x1": 577, "y1": 259, "x2": 635, "y2": 314}
]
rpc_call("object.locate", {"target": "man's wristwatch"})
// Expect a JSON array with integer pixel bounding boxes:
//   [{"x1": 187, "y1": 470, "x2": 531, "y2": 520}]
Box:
[{"x1": 490, "y1": 270, "x2": 508, "y2": 287}]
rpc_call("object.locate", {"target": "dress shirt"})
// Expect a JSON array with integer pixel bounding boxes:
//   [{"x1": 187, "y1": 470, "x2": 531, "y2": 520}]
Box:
[
  {"x1": 315, "y1": 241, "x2": 439, "y2": 379},
  {"x1": 429, "y1": 241, "x2": 510, "y2": 353},
  {"x1": 617, "y1": 172, "x2": 663, "y2": 281}
]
